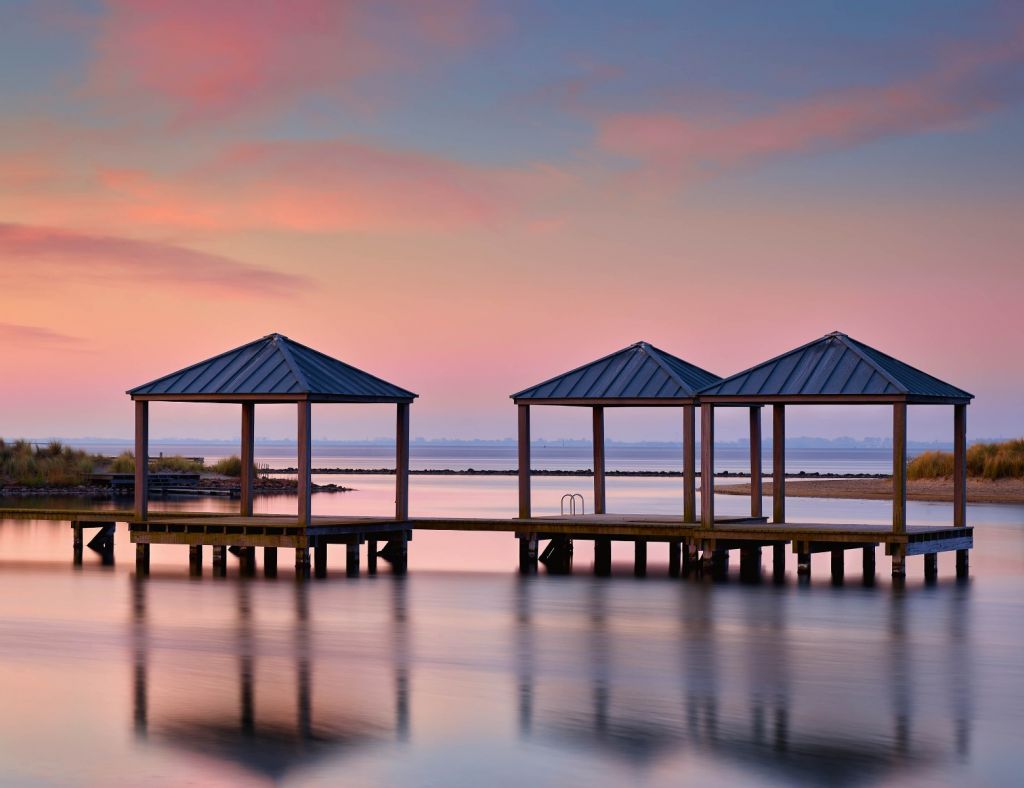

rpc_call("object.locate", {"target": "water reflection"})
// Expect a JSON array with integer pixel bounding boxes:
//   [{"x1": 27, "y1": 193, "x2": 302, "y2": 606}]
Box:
[
  {"x1": 130, "y1": 577, "x2": 411, "y2": 781},
  {"x1": 514, "y1": 579, "x2": 973, "y2": 786}
]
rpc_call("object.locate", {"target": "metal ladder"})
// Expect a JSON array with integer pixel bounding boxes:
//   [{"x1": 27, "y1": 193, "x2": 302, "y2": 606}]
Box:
[{"x1": 560, "y1": 493, "x2": 585, "y2": 515}]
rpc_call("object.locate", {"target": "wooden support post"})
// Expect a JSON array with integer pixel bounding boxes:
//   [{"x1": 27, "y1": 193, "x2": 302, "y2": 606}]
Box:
[
  {"x1": 72, "y1": 523, "x2": 83, "y2": 565},
  {"x1": 683, "y1": 404, "x2": 696, "y2": 523},
  {"x1": 240, "y1": 402, "x2": 255, "y2": 517},
  {"x1": 830, "y1": 550, "x2": 844, "y2": 584},
  {"x1": 773, "y1": 405, "x2": 785, "y2": 524},
  {"x1": 954, "y1": 404, "x2": 967, "y2": 528},
  {"x1": 212, "y1": 545, "x2": 227, "y2": 577},
  {"x1": 740, "y1": 546, "x2": 761, "y2": 582},
  {"x1": 136, "y1": 543, "x2": 150, "y2": 575},
  {"x1": 593, "y1": 406, "x2": 606, "y2": 515},
  {"x1": 240, "y1": 547, "x2": 256, "y2": 577},
  {"x1": 297, "y1": 401, "x2": 312, "y2": 528},
  {"x1": 594, "y1": 538, "x2": 611, "y2": 576},
  {"x1": 862, "y1": 546, "x2": 875, "y2": 584},
  {"x1": 380, "y1": 533, "x2": 409, "y2": 575},
  {"x1": 700, "y1": 404, "x2": 715, "y2": 528},
  {"x1": 367, "y1": 540, "x2": 378, "y2": 575},
  {"x1": 956, "y1": 549, "x2": 969, "y2": 579},
  {"x1": 924, "y1": 553, "x2": 938, "y2": 581},
  {"x1": 134, "y1": 400, "x2": 149, "y2": 521},
  {"x1": 263, "y1": 547, "x2": 277, "y2": 578},
  {"x1": 346, "y1": 542, "x2": 360, "y2": 577},
  {"x1": 685, "y1": 543, "x2": 699, "y2": 575},
  {"x1": 772, "y1": 544, "x2": 786, "y2": 582},
  {"x1": 749, "y1": 407, "x2": 762, "y2": 519},
  {"x1": 891, "y1": 545, "x2": 906, "y2": 579},
  {"x1": 295, "y1": 546, "x2": 310, "y2": 579},
  {"x1": 668, "y1": 540, "x2": 682, "y2": 578},
  {"x1": 188, "y1": 545, "x2": 203, "y2": 576},
  {"x1": 797, "y1": 551, "x2": 811, "y2": 578},
  {"x1": 634, "y1": 540, "x2": 647, "y2": 577},
  {"x1": 314, "y1": 542, "x2": 327, "y2": 579},
  {"x1": 518, "y1": 404, "x2": 531, "y2": 518},
  {"x1": 710, "y1": 548, "x2": 729, "y2": 579},
  {"x1": 396, "y1": 403, "x2": 410, "y2": 520},
  {"x1": 893, "y1": 402, "x2": 907, "y2": 534},
  {"x1": 518, "y1": 533, "x2": 538, "y2": 575}
]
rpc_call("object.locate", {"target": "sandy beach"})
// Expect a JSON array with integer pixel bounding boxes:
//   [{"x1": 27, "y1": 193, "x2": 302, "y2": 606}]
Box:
[{"x1": 715, "y1": 477, "x2": 1024, "y2": 505}]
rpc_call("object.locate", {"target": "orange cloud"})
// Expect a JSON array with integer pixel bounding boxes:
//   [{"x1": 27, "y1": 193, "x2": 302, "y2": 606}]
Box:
[
  {"x1": 88, "y1": 0, "x2": 491, "y2": 120},
  {"x1": 598, "y1": 27, "x2": 1024, "y2": 175},
  {"x1": 0, "y1": 223, "x2": 308, "y2": 297},
  {"x1": 0, "y1": 322, "x2": 84, "y2": 347},
  {"x1": 89, "y1": 139, "x2": 568, "y2": 233}
]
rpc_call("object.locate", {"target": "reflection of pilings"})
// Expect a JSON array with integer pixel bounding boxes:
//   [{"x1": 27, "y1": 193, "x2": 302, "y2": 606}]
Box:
[
  {"x1": 681, "y1": 584, "x2": 718, "y2": 742},
  {"x1": 132, "y1": 577, "x2": 148, "y2": 738},
  {"x1": 238, "y1": 582, "x2": 254, "y2": 736},
  {"x1": 589, "y1": 582, "x2": 610, "y2": 734},
  {"x1": 948, "y1": 582, "x2": 973, "y2": 759},
  {"x1": 889, "y1": 588, "x2": 911, "y2": 753},
  {"x1": 743, "y1": 589, "x2": 790, "y2": 752},
  {"x1": 295, "y1": 581, "x2": 312, "y2": 740},
  {"x1": 515, "y1": 577, "x2": 533, "y2": 737},
  {"x1": 392, "y1": 578, "x2": 410, "y2": 742}
]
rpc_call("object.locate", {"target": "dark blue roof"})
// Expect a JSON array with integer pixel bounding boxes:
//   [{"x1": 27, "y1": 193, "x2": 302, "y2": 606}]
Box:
[
  {"x1": 512, "y1": 342, "x2": 721, "y2": 402},
  {"x1": 699, "y1": 332, "x2": 972, "y2": 402},
  {"x1": 129, "y1": 334, "x2": 416, "y2": 402}
]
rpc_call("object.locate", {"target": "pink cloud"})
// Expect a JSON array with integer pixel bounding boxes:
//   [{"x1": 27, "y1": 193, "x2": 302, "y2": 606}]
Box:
[
  {"x1": 0, "y1": 322, "x2": 84, "y2": 347},
  {"x1": 89, "y1": 0, "x2": 491, "y2": 120},
  {"x1": 0, "y1": 223, "x2": 308, "y2": 297},
  {"x1": 90, "y1": 139, "x2": 567, "y2": 233},
  {"x1": 597, "y1": 28, "x2": 1024, "y2": 175}
]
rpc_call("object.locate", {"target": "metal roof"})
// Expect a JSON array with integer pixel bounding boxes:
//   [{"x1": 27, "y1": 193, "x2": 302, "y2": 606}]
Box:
[
  {"x1": 128, "y1": 333, "x2": 416, "y2": 403},
  {"x1": 511, "y1": 342, "x2": 722, "y2": 404},
  {"x1": 699, "y1": 332, "x2": 973, "y2": 404}
]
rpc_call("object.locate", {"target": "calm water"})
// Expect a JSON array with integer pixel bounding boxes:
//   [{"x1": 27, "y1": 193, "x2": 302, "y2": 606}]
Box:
[{"x1": 1, "y1": 466, "x2": 1023, "y2": 785}]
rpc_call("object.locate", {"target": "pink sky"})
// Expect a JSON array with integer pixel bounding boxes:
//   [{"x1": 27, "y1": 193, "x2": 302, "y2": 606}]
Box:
[{"x1": 0, "y1": 1, "x2": 1021, "y2": 442}]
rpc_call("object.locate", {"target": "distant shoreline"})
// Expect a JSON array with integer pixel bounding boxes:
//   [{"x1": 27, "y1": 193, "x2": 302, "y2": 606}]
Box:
[
  {"x1": 263, "y1": 468, "x2": 890, "y2": 479},
  {"x1": 716, "y1": 477, "x2": 1024, "y2": 505}
]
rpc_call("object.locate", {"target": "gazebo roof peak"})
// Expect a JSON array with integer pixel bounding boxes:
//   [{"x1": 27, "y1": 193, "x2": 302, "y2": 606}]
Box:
[
  {"x1": 128, "y1": 333, "x2": 416, "y2": 403},
  {"x1": 699, "y1": 331, "x2": 972, "y2": 404},
  {"x1": 512, "y1": 341, "x2": 722, "y2": 404}
]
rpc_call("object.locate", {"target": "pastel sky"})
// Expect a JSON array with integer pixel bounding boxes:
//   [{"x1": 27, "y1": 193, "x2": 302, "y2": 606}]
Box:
[{"x1": 0, "y1": 0, "x2": 1021, "y2": 443}]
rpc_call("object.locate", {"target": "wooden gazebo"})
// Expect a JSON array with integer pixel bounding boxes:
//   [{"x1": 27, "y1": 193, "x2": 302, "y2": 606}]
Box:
[
  {"x1": 127, "y1": 333, "x2": 416, "y2": 573},
  {"x1": 697, "y1": 331, "x2": 973, "y2": 577},
  {"x1": 511, "y1": 341, "x2": 722, "y2": 519}
]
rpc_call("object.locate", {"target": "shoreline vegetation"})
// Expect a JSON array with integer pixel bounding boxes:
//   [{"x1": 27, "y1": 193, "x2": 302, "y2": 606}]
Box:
[{"x1": 0, "y1": 440, "x2": 350, "y2": 498}]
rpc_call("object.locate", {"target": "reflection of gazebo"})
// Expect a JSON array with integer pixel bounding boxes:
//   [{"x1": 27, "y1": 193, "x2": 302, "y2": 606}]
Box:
[
  {"x1": 127, "y1": 333, "x2": 416, "y2": 574},
  {"x1": 698, "y1": 332, "x2": 973, "y2": 578}
]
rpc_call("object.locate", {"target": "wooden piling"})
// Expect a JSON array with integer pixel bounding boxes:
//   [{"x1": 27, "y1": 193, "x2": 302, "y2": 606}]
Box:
[
  {"x1": 518, "y1": 533, "x2": 538, "y2": 574},
  {"x1": 772, "y1": 544, "x2": 785, "y2": 582},
  {"x1": 346, "y1": 542, "x2": 360, "y2": 577},
  {"x1": 295, "y1": 546, "x2": 310, "y2": 579},
  {"x1": 924, "y1": 552, "x2": 938, "y2": 581},
  {"x1": 136, "y1": 543, "x2": 150, "y2": 575},
  {"x1": 830, "y1": 550, "x2": 844, "y2": 584},
  {"x1": 189, "y1": 544, "x2": 203, "y2": 576},
  {"x1": 740, "y1": 546, "x2": 761, "y2": 582},
  {"x1": 263, "y1": 546, "x2": 277, "y2": 578},
  {"x1": 797, "y1": 551, "x2": 811, "y2": 578},
  {"x1": 314, "y1": 542, "x2": 327, "y2": 578},
  {"x1": 240, "y1": 546, "x2": 256, "y2": 577},
  {"x1": 891, "y1": 545, "x2": 906, "y2": 579},
  {"x1": 594, "y1": 538, "x2": 611, "y2": 576},
  {"x1": 668, "y1": 540, "x2": 681, "y2": 577},
  {"x1": 956, "y1": 549, "x2": 969, "y2": 579},
  {"x1": 367, "y1": 539, "x2": 378, "y2": 575},
  {"x1": 72, "y1": 522, "x2": 83, "y2": 565},
  {"x1": 212, "y1": 545, "x2": 227, "y2": 577},
  {"x1": 634, "y1": 540, "x2": 647, "y2": 577},
  {"x1": 862, "y1": 546, "x2": 875, "y2": 584}
]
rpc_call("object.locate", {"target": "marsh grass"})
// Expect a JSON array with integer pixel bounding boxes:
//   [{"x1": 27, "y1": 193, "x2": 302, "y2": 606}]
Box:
[
  {"x1": 908, "y1": 439, "x2": 1024, "y2": 480},
  {"x1": 0, "y1": 439, "x2": 98, "y2": 487}
]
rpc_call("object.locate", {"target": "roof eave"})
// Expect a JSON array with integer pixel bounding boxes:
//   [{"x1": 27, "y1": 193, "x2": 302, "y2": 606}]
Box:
[
  {"x1": 512, "y1": 396, "x2": 697, "y2": 407},
  {"x1": 130, "y1": 393, "x2": 416, "y2": 404}
]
